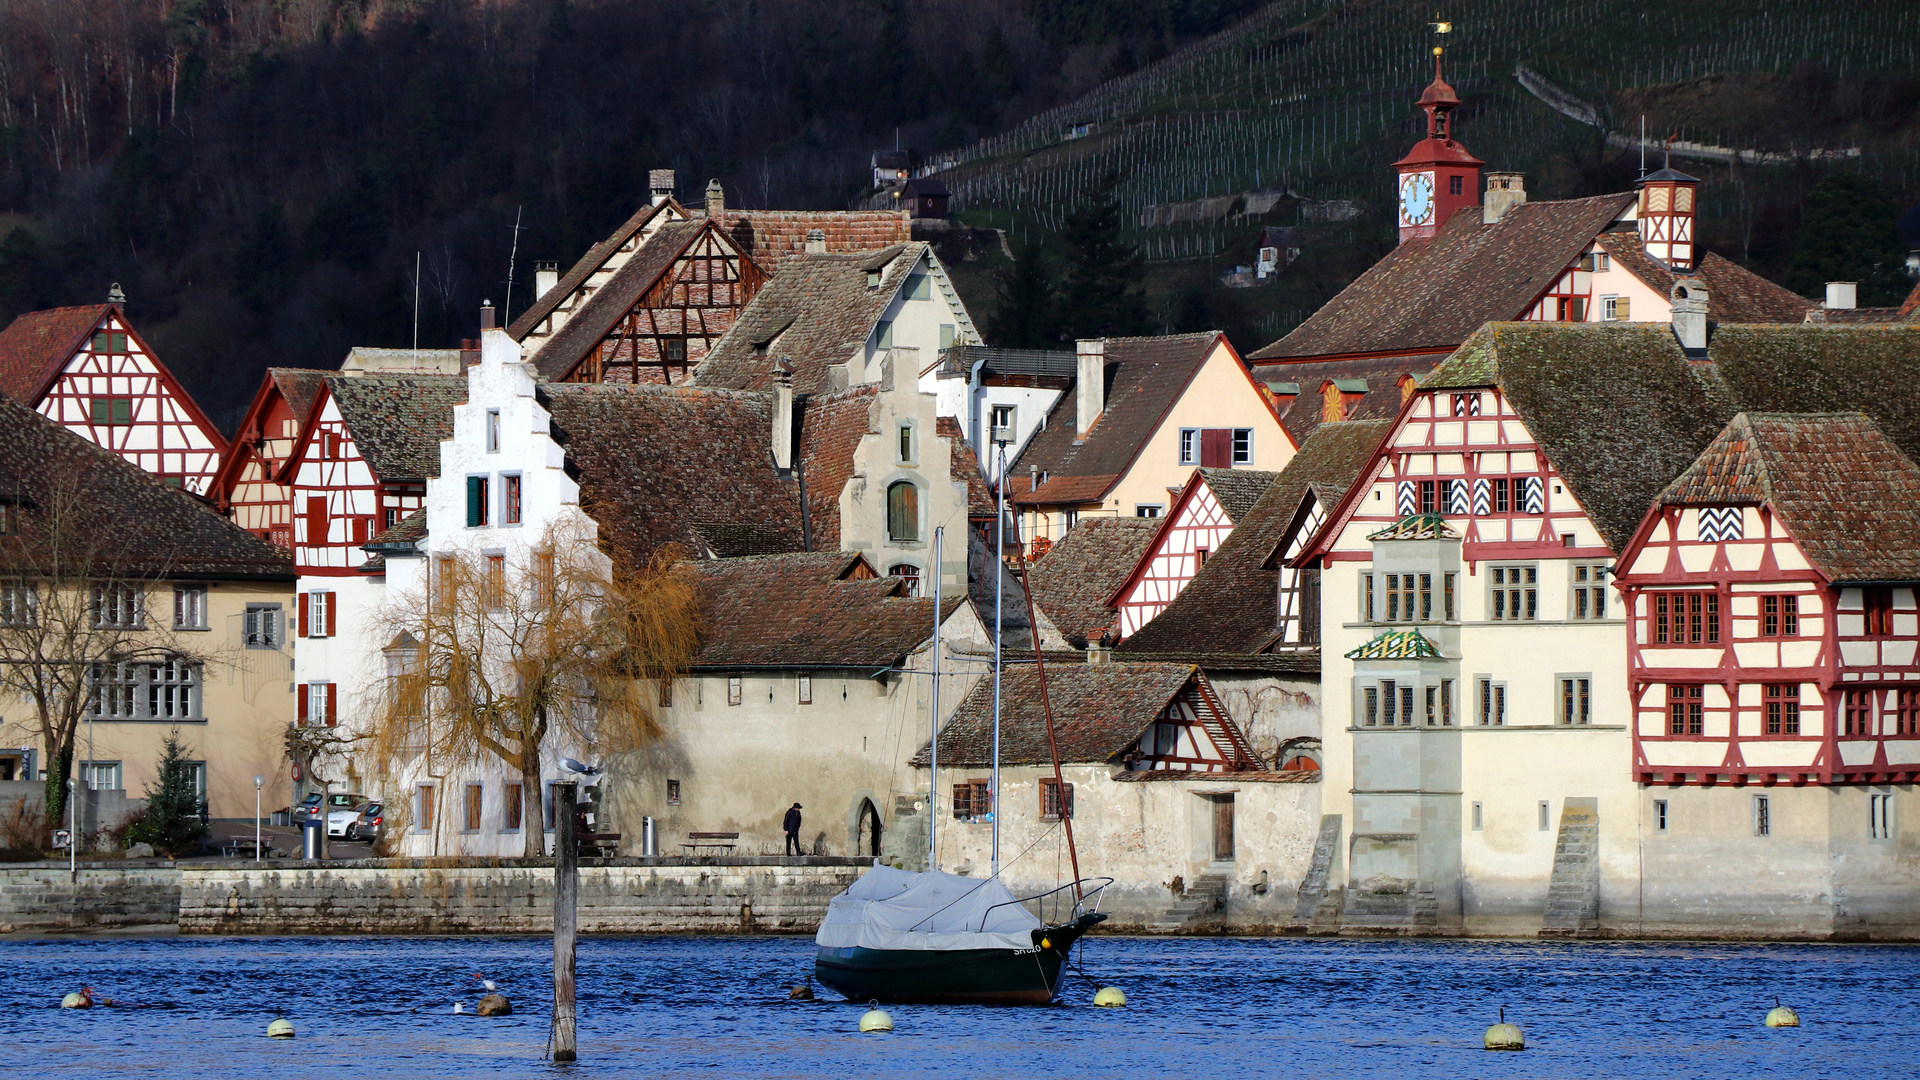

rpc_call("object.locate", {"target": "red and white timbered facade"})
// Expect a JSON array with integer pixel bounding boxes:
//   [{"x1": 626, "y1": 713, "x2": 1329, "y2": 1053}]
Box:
[
  {"x1": 216, "y1": 369, "x2": 326, "y2": 549},
  {"x1": 283, "y1": 382, "x2": 443, "y2": 578},
  {"x1": 1110, "y1": 470, "x2": 1268, "y2": 640},
  {"x1": 1116, "y1": 675, "x2": 1259, "y2": 774}
]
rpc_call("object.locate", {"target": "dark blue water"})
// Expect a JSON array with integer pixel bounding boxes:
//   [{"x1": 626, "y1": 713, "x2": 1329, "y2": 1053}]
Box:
[{"x1": 3, "y1": 935, "x2": 1917, "y2": 1078}]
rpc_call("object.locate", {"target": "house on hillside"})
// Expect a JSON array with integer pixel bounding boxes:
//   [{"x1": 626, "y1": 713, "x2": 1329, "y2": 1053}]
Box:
[
  {"x1": 1009, "y1": 333, "x2": 1292, "y2": 555},
  {"x1": 0, "y1": 291, "x2": 226, "y2": 495}
]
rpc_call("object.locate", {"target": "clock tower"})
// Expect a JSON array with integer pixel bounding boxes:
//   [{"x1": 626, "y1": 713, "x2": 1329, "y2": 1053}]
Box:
[{"x1": 1393, "y1": 48, "x2": 1483, "y2": 244}]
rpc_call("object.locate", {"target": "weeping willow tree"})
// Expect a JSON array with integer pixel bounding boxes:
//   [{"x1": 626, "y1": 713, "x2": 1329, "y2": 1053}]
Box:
[{"x1": 369, "y1": 513, "x2": 703, "y2": 857}]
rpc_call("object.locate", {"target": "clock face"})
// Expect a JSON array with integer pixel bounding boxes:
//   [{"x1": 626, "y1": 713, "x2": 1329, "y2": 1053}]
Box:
[{"x1": 1399, "y1": 171, "x2": 1436, "y2": 227}]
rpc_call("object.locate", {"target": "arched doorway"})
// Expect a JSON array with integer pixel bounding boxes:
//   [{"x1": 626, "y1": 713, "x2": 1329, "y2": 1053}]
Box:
[{"x1": 856, "y1": 798, "x2": 882, "y2": 858}]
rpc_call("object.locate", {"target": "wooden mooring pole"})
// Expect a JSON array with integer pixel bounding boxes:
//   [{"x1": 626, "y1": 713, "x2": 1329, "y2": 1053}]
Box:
[{"x1": 552, "y1": 781, "x2": 578, "y2": 1062}]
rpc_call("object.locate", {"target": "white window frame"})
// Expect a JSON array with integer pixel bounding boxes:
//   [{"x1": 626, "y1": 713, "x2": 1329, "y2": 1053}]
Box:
[
  {"x1": 1654, "y1": 798, "x2": 1669, "y2": 832},
  {"x1": 1179, "y1": 428, "x2": 1199, "y2": 465},
  {"x1": 1477, "y1": 676, "x2": 1506, "y2": 726},
  {"x1": 1134, "y1": 504, "x2": 1164, "y2": 518},
  {"x1": 727, "y1": 676, "x2": 743, "y2": 706},
  {"x1": 244, "y1": 603, "x2": 282, "y2": 650},
  {"x1": 1570, "y1": 562, "x2": 1610, "y2": 620},
  {"x1": 0, "y1": 582, "x2": 36, "y2": 627},
  {"x1": 92, "y1": 585, "x2": 144, "y2": 629},
  {"x1": 80, "y1": 760, "x2": 122, "y2": 790},
  {"x1": 173, "y1": 586, "x2": 208, "y2": 630},
  {"x1": 1231, "y1": 428, "x2": 1253, "y2": 464}
]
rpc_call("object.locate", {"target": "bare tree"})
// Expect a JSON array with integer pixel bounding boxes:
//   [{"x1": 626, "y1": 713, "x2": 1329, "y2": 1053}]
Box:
[{"x1": 368, "y1": 513, "x2": 702, "y2": 857}]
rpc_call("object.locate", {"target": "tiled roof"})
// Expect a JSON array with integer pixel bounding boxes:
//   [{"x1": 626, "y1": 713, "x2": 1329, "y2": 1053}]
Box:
[
  {"x1": 1658, "y1": 412, "x2": 1920, "y2": 583},
  {"x1": 324, "y1": 374, "x2": 467, "y2": 482},
  {"x1": 713, "y1": 209, "x2": 911, "y2": 272},
  {"x1": 0, "y1": 392, "x2": 292, "y2": 580},
  {"x1": 1026, "y1": 518, "x2": 1160, "y2": 645},
  {"x1": 1706, "y1": 325, "x2": 1920, "y2": 463},
  {"x1": 1011, "y1": 332, "x2": 1222, "y2": 501},
  {"x1": 0, "y1": 304, "x2": 110, "y2": 402},
  {"x1": 506, "y1": 200, "x2": 679, "y2": 340},
  {"x1": 543, "y1": 383, "x2": 806, "y2": 566},
  {"x1": 271, "y1": 368, "x2": 329, "y2": 425},
  {"x1": 1250, "y1": 194, "x2": 1636, "y2": 360},
  {"x1": 1803, "y1": 307, "x2": 1907, "y2": 325},
  {"x1": 690, "y1": 551, "x2": 955, "y2": 669},
  {"x1": 367, "y1": 506, "x2": 426, "y2": 547},
  {"x1": 528, "y1": 219, "x2": 711, "y2": 381},
  {"x1": 911, "y1": 661, "x2": 1206, "y2": 766},
  {"x1": 793, "y1": 386, "x2": 878, "y2": 553},
  {"x1": 1119, "y1": 420, "x2": 1390, "y2": 655},
  {"x1": 1254, "y1": 354, "x2": 1440, "y2": 444},
  {"x1": 1368, "y1": 513, "x2": 1459, "y2": 541},
  {"x1": 1010, "y1": 473, "x2": 1118, "y2": 506},
  {"x1": 1197, "y1": 467, "x2": 1280, "y2": 522},
  {"x1": 1592, "y1": 234, "x2": 1814, "y2": 323},
  {"x1": 1344, "y1": 629, "x2": 1444, "y2": 660},
  {"x1": 937, "y1": 416, "x2": 994, "y2": 518},
  {"x1": 695, "y1": 244, "x2": 924, "y2": 394},
  {"x1": 1901, "y1": 279, "x2": 1920, "y2": 322}
]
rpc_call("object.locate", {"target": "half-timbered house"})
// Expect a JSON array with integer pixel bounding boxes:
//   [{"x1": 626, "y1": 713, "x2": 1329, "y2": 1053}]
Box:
[
  {"x1": 213, "y1": 368, "x2": 328, "y2": 548},
  {"x1": 0, "y1": 295, "x2": 226, "y2": 495},
  {"x1": 1109, "y1": 468, "x2": 1279, "y2": 640}
]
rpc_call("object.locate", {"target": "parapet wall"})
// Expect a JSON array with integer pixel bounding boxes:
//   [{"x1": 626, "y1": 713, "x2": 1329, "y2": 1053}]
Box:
[{"x1": 0, "y1": 863, "x2": 183, "y2": 931}]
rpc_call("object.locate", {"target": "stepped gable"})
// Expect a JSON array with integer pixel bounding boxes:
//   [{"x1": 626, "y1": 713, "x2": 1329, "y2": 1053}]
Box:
[
  {"x1": 1196, "y1": 467, "x2": 1280, "y2": 522},
  {"x1": 0, "y1": 304, "x2": 113, "y2": 402},
  {"x1": 1249, "y1": 194, "x2": 1635, "y2": 361},
  {"x1": 528, "y1": 219, "x2": 710, "y2": 380},
  {"x1": 938, "y1": 416, "x2": 994, "y2": 519},
  {"x1": 714, "y1": 209, "x2": 911, "y2": 271},
  {"x1": 543, "y1": 382, "x2": 806, "y2": 564},
  {"x1": 1707, "y1": 324, "x2": 1920, "y2": 462},
  {"x1": 1121, "y1": 420, "x2": 1389, "y2": 655},
  {"x1": 506, "y1": 200, "x2": 680, "y2": 341},
  {"x1": 1026, "y1": 517, "x2": 1160, "y2": 645},
  {"x1": 1253, "y1": 353, "x2": 1444, "y2": 445},
  {"x1": 1010, "y1": 332, "x2": 1221, "y2": 506},
  {"x1": 912, "y1": 661, "x2": 1213, "y2": 767},
  {"x1": 0, "y1": 392, "x2": 290, "y2": 580},
  {"x1": 323, "y1": 374, "x2": 467, "y2": 482},
  {"x1": 690, "y1": 551, "x2": 958, "y2": 669},
  {"x1": 1658, "y1": 412, "x2": 1920, "y2": 584},
  {"x1": 1592, "y1": 233, "x2": 1814, "y2": 323},
  {"x1": 696, "y1": 244, "x2": 924, "y2": 394}
]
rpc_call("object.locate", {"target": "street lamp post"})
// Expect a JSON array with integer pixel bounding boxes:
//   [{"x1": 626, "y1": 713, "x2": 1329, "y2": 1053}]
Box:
[
  {"x1": 66, "y1": 777, "x2": 76, "y2": 883},
  {"x1": 253, "y1": 776, "x2": 264, "y2": 862}
]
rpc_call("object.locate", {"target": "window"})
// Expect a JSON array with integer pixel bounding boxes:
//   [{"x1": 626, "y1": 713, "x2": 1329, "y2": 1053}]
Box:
[
  {"x1": 1379, "y1": 680, "x2": 1397, "y2": 726},
  {"x1": 298, "y1": 681, "x2": 336, "y2": 727},
  {"x1": 1424, "y1": 683, "x2": 1453, "y2": 726},
  {"x1": 91, "y1": 331, "x2": 128, "y2": 353},
  {"x1": 1478, "y1": 678, "x2": 1506, "y2": 726},
  {"x1": 503, "y1": 474, "x2": 523, "y2": 525},
  {"x1": 173, "y1": 586, "x2": 207, "y2": 630},
  {"x1": 1491, "y1": 477, "x2": 1510, "y2": 514},
  {"x1": 1471, "y1": 801, "x2": 1483, "y2": 830},
  {"x1": 1900, "y1": 689, "x2": 1920, "y2": 736},
  {"x1": 1196, "y1": 548, "x2": 1209, "y2": 569},
  {"x1": 1764, "y1": 683, "x2": 1801, "y2": 735},
  {"x1": 1862, "y1": 587, "x2": 1895, "y2": 637},
  {"x1": 1443, "y1": 572, "x2": 1456, "y2": 621},
  {"x1": 485, "y1": 555, "x2": 505, "y2": 609},
  {"x1": 889, "y1": 563, "x2": 921, "y2": 598},
  {"x1": 665, "y1": 338, "x2": 688, "y2": 367},
  {"x1": 182, "y1": 761, "x2": 207, "y2": 801},
  {"x1": 1762, "y1": 594, "x2": 1800, "y2": 637},
  {"x1": 1654, "y1": 799, "x2": 1668, "y2": 832},
  {"x1": 1375, "y1": 680, "x2": 1413, "y2": 727},
  {"x1": 1361, "y1": 574, "x2": 1375, "y2": 622},
  {"x1": 243, "y1": 602, "x2": 279, "y2": 650},
  {"x1": 1489, "y1": 565, "x2": 1537, "y2": 621},
  {"x1": 1754, "y1": 794, "x2": 1771, "y2": 837},
  {"x1": 1653, "y1": 592, "x2": 1719, "y2": 644},
  {"x1": 1231, "y1": 428, "x2": 1253, "y2": 464},
  {"x1": 0, "y1": 502, "x2": 15, "y2": 534},
  {"x1": 1177, "y1": 428, "x2": 1199, "y2": 465},
  {"x1": 90, "y1": 660, "x2": 200, "y2": 720},
  {"x1": 1870, "y1": 793, "x2": 1894, "y2": 840},
  {"x1": 80, "y1": 761, "x2": 122, "y2": 790},
  {"x1": 1448, "y1": 173, "x2": 1462, "y2": 196},
  {"x1": 727, "y1": 676, "x2": 742, "y2": 706},
  {"x1": 92, "y1": 586, "x2": 144, "y2": 628},
  {"x1": 905, "y1": 273, "x2": 932, "y2": 300},
  {"x1": 1040, "y1": 778, "x2": 1074, "y2": 820},
  {"x1": 798, "y1": 676, "x2": 812, "y2": 705},
  {"x1": 89, "y1": 398, "x2": 133, "y2": 425},
  {"x1": 534, "y1": 551, "x2": 555, "y2": 608},
  {"x1": 466, "y1": 476, "x2": 490, "y2": 527},
  {"x1": 384, "y1": 507, "x2": 400, "y2": 530},
  {"x1": 464, "y1": 784, "x2": 484, "y2": 831},
  {"x1": 1450, "y1": 393, "x2": 1480, "y2": 417},
  {"x1": 146, "y1": 658, "x2": 198, "y2": 720},
  {"x1": 952, "y1": 780, "x2": 991, "y2": 820},
  {"x1": 886, "y1": 481, "x2": 919, "y2": 542},
  {"x1": 1602, "y1": 295, "x2": 1629, "y2": 320},
  {"x1": 1559, "y1": 676, "x2": 1592, "y2": 725},
  {"x1": 1, "y1": 583, "x2": 36, "y2": 626},
  {"x1": 1570, "y1": 564, "x2": 1608, "y2": 619},
  {"x1": 1844, "y1": 689, "x2": 1876, "y2": 736},
  {"x1": 666, "y1": 779, "x2": 681, "y2": 805},
  {"x1": 939, "y1": 324, "x2": 955, "y2": 349},
  {"x1": 504, "y1": 784, "x2": 523, "y2": 831},
  {"x1": 416, "y1": 784, "x2": 436, "y2": 831},
  {"x1": 486, "y1": 409, "x2": 501, "y2": 453},
  {"x1": 1597, "y1": 252, "x2": 1612, "y2": 272},
  {"x1": 898, "y1": 423, "x2": 915, "y2": 463},
  {"x1": 302, "y1": 590, "x2": 334, "y2": 638},
  {"x1": 1418, "y1": 480, "x2": 1435, "y2": 514},
  {"x1": 1539, "y1": 801, "x2": 1551, "y2": 831},
  {"x1": 1135, "y1": 504, "x2": 1163, "y2": 518},
  {"x1": 1668, "y1": 684, "x2": 1704, "y2": 735},
  {"x1": 989, "y1": 405, "x2": 1016, "y2": 441}
]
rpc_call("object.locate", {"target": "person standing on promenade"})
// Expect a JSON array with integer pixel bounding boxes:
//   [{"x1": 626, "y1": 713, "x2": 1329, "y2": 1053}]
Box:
[{"x1": 783, "y1": 803, "x2": 803, "y2": 856}]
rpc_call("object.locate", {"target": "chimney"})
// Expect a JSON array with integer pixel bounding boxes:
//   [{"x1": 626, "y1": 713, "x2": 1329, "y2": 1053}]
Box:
[
  {"x1": 534, "y1": 261, "x2": 558, "y2": 300},
  {"x1": 705, "y1": 178, "x2": 725, "y2": 218},
  {"x1": 771, "y1": 358, "x2": 795, "y2": 471},
  {"x1": 1825, "y1": 281, "x2": 1858, "y2": 310},
  {"x1": 1075, "y1": 339, "x2": 1105, "y2": 438},
  {"x1": 1086, "y1": 643, "x2": 1112, "y2": 666},
  {"x1": 459, "y1": 338, "x2": 481, "y2": 371},
  {"x1": 1670, "y1": 278, "x2": 1709, "y2": 353},
  {"x1": 479, "y1": 300, "x2": 497, "y2": 331},
  {"x1": 1483, "y1": 172, "x2": 1526, "y2": 225},
  {"x1": 107, "y1": 282, "x2": 127, "y2": 304},
  {"x1": 805, "y1": 228, "x2": 827, "y2": 255},
  {"x1": 649, "y1": 168, "x2": 676, "y2": 207}
]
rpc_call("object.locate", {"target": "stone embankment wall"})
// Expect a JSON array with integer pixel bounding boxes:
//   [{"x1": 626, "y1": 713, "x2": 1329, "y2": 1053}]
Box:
[{"x1": 0, "y1": 863, "x2": 183, "y2": 931}]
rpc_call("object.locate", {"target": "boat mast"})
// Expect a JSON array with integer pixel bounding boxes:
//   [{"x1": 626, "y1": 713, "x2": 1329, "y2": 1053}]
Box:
[
  {"x1": 1017, "y1": 548, "x2": 1082, "y2": 902},
  {"x1": 991, "y1": 441, "x2": 1005, "y2": 875},
  {"x1": 929, "y1": 526, "x2": 942, "y2": 871}
]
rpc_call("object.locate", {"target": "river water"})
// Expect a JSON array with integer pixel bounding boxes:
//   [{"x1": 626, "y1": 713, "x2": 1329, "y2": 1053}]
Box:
[{"x1": 4, "y1": 935, "x2": 1917, "y2": 1078}]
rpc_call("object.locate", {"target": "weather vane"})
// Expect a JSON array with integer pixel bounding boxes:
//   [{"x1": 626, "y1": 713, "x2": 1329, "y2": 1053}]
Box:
[{"x1": 1431, "y1": 15, "x2": 1451, "y2": 58}]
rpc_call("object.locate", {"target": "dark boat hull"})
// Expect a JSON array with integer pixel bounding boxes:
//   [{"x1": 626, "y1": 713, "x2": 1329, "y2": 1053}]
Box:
[{"x1": 814, "y1": 913, "x2": 1104, "y2": 1005}]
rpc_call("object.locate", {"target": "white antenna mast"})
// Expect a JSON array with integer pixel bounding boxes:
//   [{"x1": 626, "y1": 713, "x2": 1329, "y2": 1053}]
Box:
[
  {"x1": 412, "y1": 250, "x2": 421, "y2": 368},
  {"x1": 502, "y1": 206, "x2": 523, "y2": 324}
]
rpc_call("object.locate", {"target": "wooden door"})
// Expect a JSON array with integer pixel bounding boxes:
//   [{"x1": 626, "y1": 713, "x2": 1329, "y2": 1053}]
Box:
[{"x1": 1212, "y1": 795, "x2": 1235, "y2": 861}]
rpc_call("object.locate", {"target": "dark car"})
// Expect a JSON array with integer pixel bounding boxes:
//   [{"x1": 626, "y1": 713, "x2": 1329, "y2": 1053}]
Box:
[
  {"x1": 297, "y1": 791, "x2": 367, "y2": 821},
  {"x1": 348, "y1": 802, "x2": 386, "y2": 843}
]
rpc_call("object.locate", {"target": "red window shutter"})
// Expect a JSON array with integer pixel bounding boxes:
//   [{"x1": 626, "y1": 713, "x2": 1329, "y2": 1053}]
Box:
[
  {"x1": 297, "y1": 683, "x2": 310, "y2": 725},
  {"x1": 325, "y1": 684, "x2": 337, "y2": 726},
  {"x1": 298, "y1": 593, "x2": 310, "y2": 637},
  {"x1": 306, "y1": 496, "x2": 329, "y2": 544},
  {"x1": 1200, "y1": 428, "x2": 1232, "y2": 468}
]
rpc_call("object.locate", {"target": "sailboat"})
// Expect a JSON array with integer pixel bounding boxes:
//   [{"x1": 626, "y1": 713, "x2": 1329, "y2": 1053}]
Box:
[{"x1": 813, "y1": 455, "x2": 1108, "y2": 1006}]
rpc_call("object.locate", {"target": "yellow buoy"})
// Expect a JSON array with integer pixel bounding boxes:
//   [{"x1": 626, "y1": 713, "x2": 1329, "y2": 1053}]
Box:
[
  {"x1": 859, "y1": 1007, "x2": 894, "y2": 1032},
  {"x1": 1040, "y1": 938, "x2": 1052, "y2": 949},
  {"x1": 1765, "y1": 1005, "x2": 1800, "y2": 1028},
  {"x1": 266, "y1": 1018, "x2": 296, "y2": 1039},
  {"x1": 60, "y1": 992, "x2": 91, "y2": 1010},
  {"x1": 1093, "y1": 986, "x2": 1127, "y2": 1008},
  {"x1": 1485, "y1": 1006, "x2": 1524, "y2": 1051}
]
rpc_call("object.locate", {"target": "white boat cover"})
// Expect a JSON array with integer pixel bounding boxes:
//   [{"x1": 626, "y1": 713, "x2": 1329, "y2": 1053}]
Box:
[{"x1": 815, "y1": 864, "x2": 1043, "y2": 952}]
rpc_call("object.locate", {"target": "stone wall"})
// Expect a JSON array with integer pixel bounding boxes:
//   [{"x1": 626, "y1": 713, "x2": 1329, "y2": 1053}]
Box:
[{"x1": 0, "y1": 862, "x2": 182, "y2": 931}]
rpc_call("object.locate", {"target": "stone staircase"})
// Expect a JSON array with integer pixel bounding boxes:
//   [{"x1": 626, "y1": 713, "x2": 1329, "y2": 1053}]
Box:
[
  {"x1": 1289, "y1": 815, "x2": 1345, "y2": 933},
  {"x1": 1540, "y1": 797, "x2": 1600, "y2": 937},
  {"x1": 1162, "y1": 872, "x2": 1230, "y2": 926},
  {"x1": 1340, "y1": 875, "x2": 1439, "y2": 932}
]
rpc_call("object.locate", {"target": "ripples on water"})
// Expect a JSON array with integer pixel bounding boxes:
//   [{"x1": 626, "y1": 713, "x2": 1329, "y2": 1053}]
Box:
[{"x1": 3, "y1": 935, "x2": 1918, "y2": 1078}]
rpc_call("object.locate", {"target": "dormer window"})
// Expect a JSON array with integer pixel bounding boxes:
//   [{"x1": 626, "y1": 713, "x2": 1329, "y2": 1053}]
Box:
[{"x1": 867, "y1": 270, "x2": 881, "y2": 290}]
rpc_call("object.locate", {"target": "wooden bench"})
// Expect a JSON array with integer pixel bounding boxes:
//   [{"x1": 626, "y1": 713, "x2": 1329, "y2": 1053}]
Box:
[
  {"x1": 578, "y1": 831, "x2": 621, "y2": 855},
  {"x1": 223, "y1": 838, "x2": 280, "y2": 859},
  {"x1": 680, "y1": 831, "x2": 739, "y2": 854}
]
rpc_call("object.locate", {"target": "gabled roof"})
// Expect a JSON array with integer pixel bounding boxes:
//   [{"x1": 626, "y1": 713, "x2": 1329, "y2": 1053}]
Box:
[
  {"x1": 1196, "y1": 467, "x2": 1280, "y2": 522},
  {"x1": 0, "y1": 303, "x2": 111, "y2": 403},
  {"x1": 272, "y1": 368, "x2": 330, "y2": 426},
  {"x1": 1656, "y1": 412, "x2": 1920, "y2": 583},
  {"x1": 1027, "y1": 517, "x2": 1160, "y2": 646},
  {"x1": 1250, "y1": 194, "x2": 1636, "y2": 360},
  {"x1": 1345, "y1": 629, "x2": 1445, "y2": 660},
  {"x1": 911, "y1": 661, "x2": 1231, "y2": 767},
  {"x1": 1253, "y1": 353, "x2": 1443, "y2": 445},
  {"x1": 506, "y1": 199, "x2": 684, "y2": 341},
  {"x1": 0, "y1": 392, "x2": 291, "y2": 580},
  {"x1": 712, "y1": 209, "x2": 911, "y2": 272},
  {"x1": 1591, "y1": 234, "x2": 1814, "y2": 323},
  {"x1": 213, "y1": 366, "x2": 332, "y2": 503},
  {"x1": 690, "y1": 551, "x2": 959, "y2": 669},
  {"x1": 299, "y1": 375, "x2": 467, "y2": 484},
  {"x1": 793, "y1": 386, "x2": 881, "y2": 552},
  {"x1": 1704, "y1": 325, "x2": 1920, "y2": 463},
  {"x1": 1011, "y1": 332, "x2": 1226, "y2": 503},
  {"x1": 1120, "y1": 419, "x2": 1389, "y2": 655},
  {"x1": 695, "y1": 244, "x2": 927, "y2": 394},
  {"x1": 367, "y1": 506, "x2": 427, "y2": 548},
  {"x1": 1104, "y1": 467, "x2": 1281, "y2": 617}
]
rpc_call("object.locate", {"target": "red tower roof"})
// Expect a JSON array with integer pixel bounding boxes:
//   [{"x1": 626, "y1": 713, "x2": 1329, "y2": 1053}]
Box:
[{"x1": 1395, "y1": 51, "x2": 1482, "y2": 169}]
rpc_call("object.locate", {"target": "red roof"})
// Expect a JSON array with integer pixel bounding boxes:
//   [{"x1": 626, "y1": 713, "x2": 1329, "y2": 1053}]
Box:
[{"x1": 0, "y1": 304, "x2": 111, "y2": 403}]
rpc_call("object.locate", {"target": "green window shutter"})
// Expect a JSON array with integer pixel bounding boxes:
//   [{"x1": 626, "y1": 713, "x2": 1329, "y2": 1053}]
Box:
[
  {"x1": 466, "y1": 476, "x2": 483, "y2": 527},
  {"x1": 90, "y1": 399, "x2": 108, "y2": 424}
]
